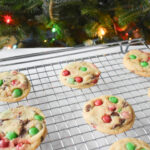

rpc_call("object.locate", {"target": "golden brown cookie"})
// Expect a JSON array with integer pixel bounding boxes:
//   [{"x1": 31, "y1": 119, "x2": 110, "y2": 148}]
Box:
[
  {"x1": 83, "y1": 95, "x2": 135, "y2": 134},
  {"x1": 123, "y1": 49, "x2": 150, "y2": 77},
  {"x1": 60, "y1": 61, "x2": 100, "y2": 89},
  {"x1": 0, "y1": 106, "x2": 47, "y2": 150},
  {"x1": 109, "y1": 138, "x2": 150, "y2": 150},
  {"x1": 0, "y1": 71, "x2": 31, "y2": 102}
]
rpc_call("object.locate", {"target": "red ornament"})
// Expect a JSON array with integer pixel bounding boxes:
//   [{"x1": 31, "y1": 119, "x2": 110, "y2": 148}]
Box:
[
  {"x1": 94, "y1": 99, "x2": 103, "y2": 106},
  {"x1": 108, "y1": 105, "x2": 116, "y2": 111},
  {"x1": 62, "y1": 70, "x2": 70, "y2": 76},
  {"x1": 0, "y1": 139, "x2": 9, "y2": 148},
  {"x1": 3, "y1": 15, "x2": 13, "y2": 24},
  {"x1": 75, "y1": 77, "x2": 83, "y2": 83},
  {"x1": 102, "y1": 115, "x2": 112, "y2": 123}
]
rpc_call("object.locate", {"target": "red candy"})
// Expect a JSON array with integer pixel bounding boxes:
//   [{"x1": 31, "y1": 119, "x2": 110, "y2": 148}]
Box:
[
  {"x1": 148, "y1": 57, "x2": 150, "y2": 61},
  {"x1": 62, "y1": 70, "x2": 70, "y2": 76},
  {"x1": 102, "y1": 115, "x2": 112, "y2": 123},
  {"x1": 11, "y1": 80, "x2": 20, "y2": 86},
  {"x1": 108, "y1": 105, "x2": 116, "y2": 111},
  {"x1": 75, "y1": 77, "x2": 83, "y2": 83},
  {"x1": 16, "y1": 143, "x2": 23, "y2": 150},
  {"x1": 0, "y1": 139, "x2": 9, "y2": 148},
  {"x1": 11, "y1": 70, "x2": 18, "y2": 75},
  {"x1": 121, "y1": 112, "x2": 130, "y2": 119},
  {"x1": 94, "y1": 99, "x2": 103, "y2": 106},
  {"x1": 95, "y1": 73, "x2": 100, "y2": 77},
  {"x1": 91, "y1": 79, "x2": 98, "y2": 84}
]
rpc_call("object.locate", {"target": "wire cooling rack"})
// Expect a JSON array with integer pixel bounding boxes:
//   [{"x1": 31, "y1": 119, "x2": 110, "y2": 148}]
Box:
[{"x1": 0, "y1": 39, "x2": 150, "y2": 150}]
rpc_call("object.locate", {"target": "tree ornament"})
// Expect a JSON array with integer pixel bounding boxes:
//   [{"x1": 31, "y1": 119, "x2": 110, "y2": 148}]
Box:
[{"x1": 3, "y1": 15, "x2": 13, "y2": 24}]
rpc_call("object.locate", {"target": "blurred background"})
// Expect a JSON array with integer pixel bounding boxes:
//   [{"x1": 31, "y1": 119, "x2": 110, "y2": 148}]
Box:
[{"x1": 0, "y1": 0, "x2": 150, "y2": 49}]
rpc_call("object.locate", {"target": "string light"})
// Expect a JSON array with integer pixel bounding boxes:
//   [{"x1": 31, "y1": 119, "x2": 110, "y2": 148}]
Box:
[
  {"x1": 44, "y1": 40, "x2": 47, "y2": 43},
  {"x1": 97, "y1": 26, "x2": 107, "y2": 40},
  {"x1": 13, "y1": 44, "x2": 17, "y2": 49},
  {"x1": 7, "y1": 46, "x2": 12, "y2": 49},
  {"x1": 3, "y1": 15, "x2": 13, "y2": 24},
  {"x1": 51, "y1": 27, "x2": 57, "y2": 33}
]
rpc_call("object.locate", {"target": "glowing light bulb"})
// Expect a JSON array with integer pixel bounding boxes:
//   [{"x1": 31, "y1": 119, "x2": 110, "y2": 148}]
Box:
[
  {"x1": 3, "y1": 15, "x2": 13, "y2": 24},
  {"x1": 97, "y1": 27, "x2": 107, "y2": 40}
]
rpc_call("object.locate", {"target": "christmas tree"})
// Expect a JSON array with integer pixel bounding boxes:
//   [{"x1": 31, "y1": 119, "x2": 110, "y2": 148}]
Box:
[{"x1": 0, "y1": 0, "x2": 150, "y2": 48}]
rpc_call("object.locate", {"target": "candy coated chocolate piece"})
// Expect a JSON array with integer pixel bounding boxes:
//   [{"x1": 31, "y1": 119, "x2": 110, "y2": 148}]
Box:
[
  {"x1": 80, "y1": 67, "x2": 87, "y2": 71},
  {"x1": 11, "y1": 80, "x2": 17, "y2": 85},
  {"x1": 16, "y1": 143, "x2": 23, "y2": 150},
  {"x1": 6, "y1": 132, "x2": 18, "y2": 140},
  {"x1": 91, "y1": 79, "x2": 98, "y2": 84},
  {"x1": 121, "y1": 111, "x2": 130, "y2": 119},
  {"x1": 102, "y1": 115, "x2": 112, "y2": 123},
  {"x1": 129, "y1": 55, "x2": 136, "y2": 59},
  {"x1": 0, "y1": 80, "x2": 3, "y2": 86},
  {"x1": 34, "y1": 114, "x2": 43, "y2": 121},
  {"x1": 62, "y1": 70, "x2": 70, "y2": 76},
  {"x1": 118, "y1": 108, "x2": 122, "y2": 113},
  {"x1": 29, "y1": 127, "x2": 39, "y2": 136},
  {"x1": 108, "y1": 105, "x2": 116, "y2": 111},
  {"x1": 0, "y1": 139, "x2": 9, "y2": 148},
  {"x1": 109, "y1": 97, "x2": 118, "y2": 103},
  {"x1": 75, "y1": 77, "x2": 83, "y2": 83},
  {"x1": 68, "y1": 78, "x2": 75, "y2": 84},
  {"x1": 140, "y1": 61, "x2": 148, "y2": 67},
  {"x1": 126, "y1": 142, "x2": 136, "y2": 150},
  {"x1": 12, "y1": 88, "x2": 23, "y2": 97},
  {"x1": 94, "y1": 99, "x2": 103, "y2": 106},
  {"x1": 141, "y1": 149, "x2": 146, "y2": 150}
]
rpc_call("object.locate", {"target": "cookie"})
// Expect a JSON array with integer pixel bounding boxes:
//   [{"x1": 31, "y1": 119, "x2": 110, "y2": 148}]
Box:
[
  {"x1": 109, "y1": 138, "x2": 150, "y2": 150},
  {"x1": 83, "y1": 95, "x2": 135, "y2": 134},
  {"x1": 60, "y1": 61, "x2": 100, "y2": 88},
  {"x1": 0, "y1": 71, "x2": 31, "y2": 102},
  {"x1": 148, "y1": 88, "x2": 150, "y2": 97},
  {"x1": 123, "y1": 49, "x2": 150, "y2": 77},
  {"x1": 0, "y1": 106, "x2": 47, "y2": 150}
]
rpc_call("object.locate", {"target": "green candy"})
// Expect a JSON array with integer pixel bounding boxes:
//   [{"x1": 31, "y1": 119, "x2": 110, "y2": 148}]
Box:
[
  {"x1": 118, "y1": 108, "x2": 122, "y2": 113},
  {"x1": 140, "y1": 61, "x2": 148, "y2": 67},
  {"x1": 126, "y1": 142, "x2": 136, "y2": 150},
  {"x1": 12, "y1": 88, "x2": 23, "y2": 97},
  {"x1": 68, "y1": 78, "x2": 75, "y2": 84},
  {"x1": 29, "y1": 127, "x2": 39, "y2": 136},
  {"x1": 109, "y1": 96, "x2": 118, "y2": 103},
  {"x1": 129, "y1": 55, "x2": 136, "y2": 59},
  {"x1": 34, "y1": 114, "x2": 43, "y2": 121},
  {"x1": 141, "y1": 149, "x2": 146, "y2": 150},
  {"x1": 80, "y1": 67, "x2": 87, "y2": 71},
  {"x1": 0, "y1": 80, "x2": 3, "y2": 86},
  {"x1": 6, "y1": 132, "x2": 18, "y2": 140}
]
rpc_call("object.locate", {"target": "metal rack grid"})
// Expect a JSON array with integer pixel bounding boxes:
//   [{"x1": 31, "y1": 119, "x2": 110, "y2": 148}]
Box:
[{"x1": 0, "y1": 39, "x2": 150, "y2": 150}]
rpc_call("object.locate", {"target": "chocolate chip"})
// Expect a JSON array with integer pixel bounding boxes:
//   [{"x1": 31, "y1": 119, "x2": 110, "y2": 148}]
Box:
[
  {"x1": 119, "y1": 118, "x2": 125, "y2": 124},
  {"x1": 19, "y1": 120, "x2": 29, "y2": 137},
  {"x1": 111, "y1": 112, "x2": 119, "y2": 116},
  {"x1": 112, "y1": 124, "x2": 121, "y2": 129},
  {"x1": 85, "y1": 104, "x2": 92, "y2": 112},
  {"x1": 41, "y1": 136, "x2": 44, "y2": 142},
  {"x1": 122, "y1": 102, "x2": 129, "y2": 107}
]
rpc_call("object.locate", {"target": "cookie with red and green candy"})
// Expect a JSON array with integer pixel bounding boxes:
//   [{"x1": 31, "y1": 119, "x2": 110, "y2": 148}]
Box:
[
  {"x1": 109, "y1": 138, "x2": 150, "y2": 150},
  {"x1": 0, "y1": 106, "x2": 47, "y2": 150},
  {"x1": 83, "y1": 95, "x2": 135, "y2": 134},
  {"x1": 123, "y1": 49, "x2": 150, "y2": 77},
  {"x1": 0, "y1": 71, "x2": 31, "y2": 102},
  {"x1": 60, "y1": 61, "x2": 101, "y2": 88}
]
